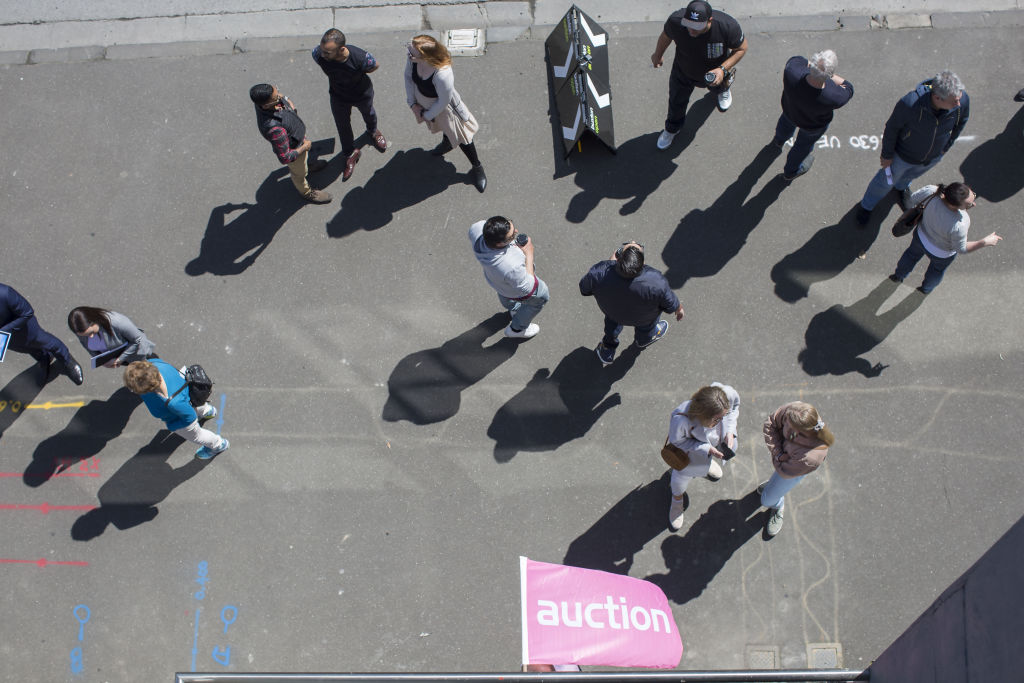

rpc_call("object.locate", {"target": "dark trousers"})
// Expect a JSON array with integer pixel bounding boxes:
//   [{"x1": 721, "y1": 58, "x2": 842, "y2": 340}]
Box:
[
  {"x1": 773, "y1": 113, "x2": 826, "y2": 177},
  {"x1": 894, "y1": 228, "x2": 957, "y2": 293},
  {"x1": 7, "y1": 317, "x2": 73, "y2": 367},
  {"x1": 665, "y1": 71, "x2": 728, "y2": 134},
  {"x1": 330, "y1": 92, "x2": 377, "y2": 156},
  {"x1": 602, "y1": 315, "x2": 660, "y2": 348}
]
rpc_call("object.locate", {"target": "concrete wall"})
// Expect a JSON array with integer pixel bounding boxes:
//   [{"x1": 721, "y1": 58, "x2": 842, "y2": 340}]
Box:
[
  {"x1": 1, "y1": 0, "x2": 1023, "y2": 53},
  {"x1": 869, "y1": 515, "x2": 1024, "y2": 683}
]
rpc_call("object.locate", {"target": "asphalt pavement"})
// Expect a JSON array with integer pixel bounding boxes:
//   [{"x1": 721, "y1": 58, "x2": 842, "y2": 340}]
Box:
[{"x1": 0, "y1": 20, "x2": 1022, "y2": 681}]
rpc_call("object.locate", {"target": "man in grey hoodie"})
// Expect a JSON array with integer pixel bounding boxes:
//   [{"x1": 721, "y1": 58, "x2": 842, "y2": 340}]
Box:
[{"x1": 468, "y1": 216, "x2": 549, "y2": 339}]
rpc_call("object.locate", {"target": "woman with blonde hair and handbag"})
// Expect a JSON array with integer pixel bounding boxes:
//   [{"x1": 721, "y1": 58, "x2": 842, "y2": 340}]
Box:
[
  {"x1": 665, "y1": 382, "x2": 740, "y2": 531},
  {"x1": 758, "y1": 401, "x2": 835, "y2": 537},
  {"x1": 404, "y1": 34, "x2": 487, "y2": 192}
]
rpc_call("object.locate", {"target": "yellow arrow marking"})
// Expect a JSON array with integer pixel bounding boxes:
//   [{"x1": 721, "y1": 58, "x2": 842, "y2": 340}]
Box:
[{"x1": 24, "y1": 401, "x2": 86, "y2": 410}]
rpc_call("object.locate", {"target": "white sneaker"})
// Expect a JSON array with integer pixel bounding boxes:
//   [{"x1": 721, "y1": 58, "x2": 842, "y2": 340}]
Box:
[
  {"x1": 717, "y1": 89, "x2": 733, "y2": 112},
  {"x1": 504, "y1": 323, "x2": 539, "y2": 339},
  {"x1": 668, "y1": 497, "x2": 686, "y2": 531},
  {"x1": 766, "y1": 502, "x2": 784, "y2": 537},
  {"x1": 656, "y1": 129, "x2": 678, "y2": 150},
  {"x1": 706, "y1": 458, "x2": 723, "y2": 481}
]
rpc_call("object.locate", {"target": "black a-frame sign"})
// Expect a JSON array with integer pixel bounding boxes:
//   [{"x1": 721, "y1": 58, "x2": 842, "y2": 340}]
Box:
[{"x1": 545, "y1": 5, "x2": 616, "y2": 158}]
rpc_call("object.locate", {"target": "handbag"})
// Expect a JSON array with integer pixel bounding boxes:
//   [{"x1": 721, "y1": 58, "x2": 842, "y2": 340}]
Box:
[
  {"x1": 661, "y1": 437, "x2": 690, "y2": 471},
  {"x1": 167, "y1": 364, "x2": 214, "y2": 407},
  {"x1": 892, "y1": 191, "x2": 939, "y2": 237}
]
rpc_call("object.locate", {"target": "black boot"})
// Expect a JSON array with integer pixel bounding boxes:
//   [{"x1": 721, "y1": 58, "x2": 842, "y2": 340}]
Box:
[
  {"x1": 471, "y1": 163, "x2": 487, "y2": 193},
  {"x1": 431, "y1": 138, "x2": 453, "y2": 156}
]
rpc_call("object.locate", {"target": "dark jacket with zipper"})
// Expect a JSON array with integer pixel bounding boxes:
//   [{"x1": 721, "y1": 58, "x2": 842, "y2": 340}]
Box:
[{"x1": 881, "y1": 79, "x2": 969, "y2": 165}]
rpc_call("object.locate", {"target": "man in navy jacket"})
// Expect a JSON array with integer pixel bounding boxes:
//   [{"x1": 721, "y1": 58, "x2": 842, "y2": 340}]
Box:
[
  {"x1": 857, "y1": 70, "x2": 969, "y2": 224},
  {"x1": 1, "y1": 283, "x2": 83, "y2": 385},
  {"x1": 579, "y1": 242, "x2": 685, "y2": 367}
]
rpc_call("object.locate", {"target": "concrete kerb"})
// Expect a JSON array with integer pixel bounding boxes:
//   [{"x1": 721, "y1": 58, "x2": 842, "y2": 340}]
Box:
[{"x1": 4, "y1": 9, "x2": 1024, "y2": 65}]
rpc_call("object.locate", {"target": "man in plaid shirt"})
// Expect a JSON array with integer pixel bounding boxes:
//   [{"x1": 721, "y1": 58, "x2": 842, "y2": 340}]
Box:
[{"x1": 250, "y1": 83, "x2": 332, "y2": 204}]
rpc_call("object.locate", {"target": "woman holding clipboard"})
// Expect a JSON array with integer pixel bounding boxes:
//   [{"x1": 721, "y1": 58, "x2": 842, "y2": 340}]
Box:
[{"x1": 67, "y1": 306, "x2": 156, "y2": 369}]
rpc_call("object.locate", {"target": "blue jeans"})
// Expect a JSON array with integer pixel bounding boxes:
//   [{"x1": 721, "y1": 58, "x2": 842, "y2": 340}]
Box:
[
  {"x1": 602, "y1": 316, "x2": 659, "y2": 348},
  {"x1": 760, "y1": 471, "x2": 805, "y2": 510},
  {"x1": 894, "y1": 228, "x2": 957, "y2": 293},
  {"x1": 859, "y1": 153, "x2": 943, "y2": 211},
  {"x1": 497, "y1": 277, "x2": 549, "y2": 331},
  {"x1": 773, "y1": 113, "x2": 826, "y2": 177}
]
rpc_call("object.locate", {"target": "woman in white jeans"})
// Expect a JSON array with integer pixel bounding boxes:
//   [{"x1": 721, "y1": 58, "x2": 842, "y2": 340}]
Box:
[{"x1": 666, "y1": 382, "x2": 740, "y2": 531}]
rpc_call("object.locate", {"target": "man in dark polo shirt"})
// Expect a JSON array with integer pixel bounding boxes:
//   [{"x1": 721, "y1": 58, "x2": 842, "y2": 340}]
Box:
[
  {"x1": 651, "y1": 0, "x2": 747, "y2": 150},
  {"x1": 773, "y1": 50, "x2": 854, "y2": 180},
  {"x1": 312, "y1": 28, "x2": 388, "y2": 182},
  {"x1": 579, "y1": 242, "x2": 684, "y2": 367}
]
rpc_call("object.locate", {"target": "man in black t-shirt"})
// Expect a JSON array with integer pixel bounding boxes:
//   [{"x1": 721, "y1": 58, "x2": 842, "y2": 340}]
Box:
[
  {"x1": 312, "y1": 28, "x2": 388, "y2": 182},
  {"x1": 773, "y1": 50, "x2": 853, "y2": 180},
  {"x1": 651, "y1": 0, "x2": 747, "y2": 150}
]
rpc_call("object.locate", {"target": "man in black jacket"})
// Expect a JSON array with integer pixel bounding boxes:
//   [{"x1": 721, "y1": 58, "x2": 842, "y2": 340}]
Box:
[
  {"x1": 1, "y1": 283, "x2": 83, "y2": 385},
  {"x1": 856, "y1": 70, "x2": 969, "y2": 224},
  {"x1": 579, "y1": 242, "x2": 685, "y2": 367}
]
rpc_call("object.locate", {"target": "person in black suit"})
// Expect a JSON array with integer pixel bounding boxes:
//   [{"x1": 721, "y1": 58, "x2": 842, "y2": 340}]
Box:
[{"x1": 1, "y1": 283, "x2": 83, "y2": 385}]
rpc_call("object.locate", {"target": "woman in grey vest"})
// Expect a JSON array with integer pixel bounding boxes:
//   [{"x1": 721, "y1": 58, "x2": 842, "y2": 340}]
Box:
[{"x1": 67, "y1": 306, "x2": 156, "y2": 368}]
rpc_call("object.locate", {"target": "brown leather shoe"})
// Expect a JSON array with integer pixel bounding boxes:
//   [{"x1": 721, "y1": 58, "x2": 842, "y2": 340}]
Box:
[
  {"x1": 371, "y1": 129, "x2": 388, "y2": 152},
  {"x1": 304, "y1": 188, "x2": 332, "y2": 204},
  {"x1": 307, "y1": 159, "x2": 328, "y2": 174},
  {"x1": 342, "y1": 149, "x2": 361, "y2": 181}
]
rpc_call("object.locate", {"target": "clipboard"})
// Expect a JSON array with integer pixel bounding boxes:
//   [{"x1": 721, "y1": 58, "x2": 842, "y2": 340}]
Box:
[
  {"x1": 0, "y1": 330, "x2": 10, "y2": 362},
  {"x1": 90, "y1": 343, "x2": 129, "y2": 369}
]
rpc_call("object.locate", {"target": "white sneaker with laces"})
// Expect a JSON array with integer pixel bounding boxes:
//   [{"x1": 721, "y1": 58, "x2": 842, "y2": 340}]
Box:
[
  {"x1": 668, "y1": 497, "x2": 686, "y2": 531},
  {"x1": 766, "y1": 501, "x2": 785, "y2": 537},
  {"x1": 656, "y1": 129, "x2": 678, "y2": 150},
  {"x1": 717, "y1": 89, "x2": 733, "y2": 111},
  {"x1": 504, "y1": 323, "x2": 539, "y2": 339}
]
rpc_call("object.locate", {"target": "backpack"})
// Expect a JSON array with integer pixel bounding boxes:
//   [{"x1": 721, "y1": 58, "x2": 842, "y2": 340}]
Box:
[{"x1": 167, "y1": 364, "x2": 214, "y2": 408}]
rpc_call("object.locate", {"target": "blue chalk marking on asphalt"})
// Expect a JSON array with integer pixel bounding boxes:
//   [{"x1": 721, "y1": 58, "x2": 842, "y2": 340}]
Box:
[
  {"x1": 70, "y1": 647, "x2": 83, "y2": 674},
  {"x1": 191, "y1": 607, "x2": 201, "y2": 672},
  {"x1": 220, "y1": 605, "x2": 237, "y2": 633},
  {"x1": 212, "y1": 645, "x2": 231, "y2": 666},
  {"x1": 215, "y1": 393, "x2": 226, "y2": 435},
  {"x1": 73, "y1": 604, "x2": 90, "y2": 641}
]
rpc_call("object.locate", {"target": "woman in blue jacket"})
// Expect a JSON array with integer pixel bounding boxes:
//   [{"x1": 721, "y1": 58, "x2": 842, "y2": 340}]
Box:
[{"x1": 123, "y1": 360, "x2": 229, "y2": 459}]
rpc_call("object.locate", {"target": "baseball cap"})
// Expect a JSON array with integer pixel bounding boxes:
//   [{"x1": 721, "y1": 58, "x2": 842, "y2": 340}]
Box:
[{"x1": 679, "y1": 0, "x2": 713, "y2": 30}]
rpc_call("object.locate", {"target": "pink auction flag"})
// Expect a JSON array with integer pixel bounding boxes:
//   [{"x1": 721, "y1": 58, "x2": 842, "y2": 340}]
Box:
[{"x1": 520, "y1": 556, "x2": 683, "y2": 669}]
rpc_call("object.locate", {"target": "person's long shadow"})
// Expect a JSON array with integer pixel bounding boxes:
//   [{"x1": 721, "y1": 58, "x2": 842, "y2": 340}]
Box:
[
  {"x1": 799, "y1": 277, "x2": 925, "y2": 378},
  {"x1": 185, "y1": 139, "x2": 337, "y2": 276},
  {"x1": 487, "y1": 345, "x2": 639, "y2": 463},
  {"x1": 771, "y1": 204, "x2": 885, "y2": 303},
  {"x1": 326, "y1": 148, "x2": 461, "y2": 239},
  {"x1": 23, "y1": 387, "x2": 140, "y2": 487},
  {"x1": 382, "y1": 313, "x2": 519, "y2": 425},
  {"x1": 70, "y1": 431, "x2": 212, "y2": 541},
  {"x1": 0, "y1": 366, "x2": 45, "y2": 443},
  {"x1": 661, "y1": 144, "x2": 788, "y2": 288},
  {"x1": 960, "y1": 106, "x2": 1024, "y2": 203},
  {"x1": 563, "y1": 472, "x2": 671, "y2": 575},
  {"x1": 644, "y1": 490, "x2": 764, "y2": 604},
  {"x1": 563, "y1": 97, "x2": 716, "y2": 222}
]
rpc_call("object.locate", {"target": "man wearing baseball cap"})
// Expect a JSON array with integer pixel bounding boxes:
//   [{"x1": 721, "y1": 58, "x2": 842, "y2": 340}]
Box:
[{"x1": 651, "y1": 0, "x2": 748, "y2": 150}]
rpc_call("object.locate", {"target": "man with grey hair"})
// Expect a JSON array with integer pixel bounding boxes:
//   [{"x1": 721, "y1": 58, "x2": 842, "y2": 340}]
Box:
[
  {"x1": 856, "y1": 71, "x2": 969, "y2": 224},
  {"x1": 773, "y1": 50, "x2": 853, "y2": 180}
]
